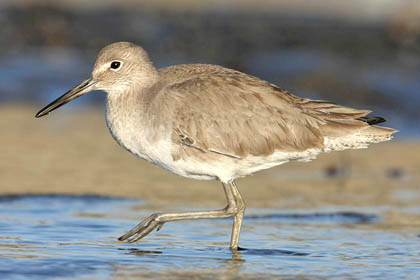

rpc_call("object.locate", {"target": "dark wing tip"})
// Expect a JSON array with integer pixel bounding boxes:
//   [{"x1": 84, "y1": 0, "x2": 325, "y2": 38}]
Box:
[{"x1": 357, "y1": 116, "x2": 386, "y2": 125}]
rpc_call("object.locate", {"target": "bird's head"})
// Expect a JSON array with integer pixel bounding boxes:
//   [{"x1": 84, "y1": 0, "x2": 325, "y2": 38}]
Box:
[{"x1": 35, "y1": 42, "x2": 157, "y2": 118}]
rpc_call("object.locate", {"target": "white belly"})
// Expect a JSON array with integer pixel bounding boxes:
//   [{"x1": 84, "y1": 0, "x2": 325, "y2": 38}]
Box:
[{"x1": 106, "y1": 110, "x2": 218, "y2": 180}]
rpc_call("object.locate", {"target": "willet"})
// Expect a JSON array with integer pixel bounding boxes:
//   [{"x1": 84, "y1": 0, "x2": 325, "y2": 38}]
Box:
[{"x1": 36, "y1": 42, "x2": 397, "y2": 250}]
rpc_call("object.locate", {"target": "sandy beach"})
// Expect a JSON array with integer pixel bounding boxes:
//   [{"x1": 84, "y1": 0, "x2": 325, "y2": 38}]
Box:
[{"x1": 2, "y1": 105, "x2": 418, "y2": 211}]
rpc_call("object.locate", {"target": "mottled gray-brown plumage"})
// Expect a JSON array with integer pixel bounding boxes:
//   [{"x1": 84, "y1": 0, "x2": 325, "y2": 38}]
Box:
[{"x1": 154, "y1": 64, "x2": 392, "y2": 161}]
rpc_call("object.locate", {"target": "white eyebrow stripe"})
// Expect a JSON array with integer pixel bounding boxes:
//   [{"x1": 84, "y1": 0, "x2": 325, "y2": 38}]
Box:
[{"x1": 95, "y1": 63, "x2": 109, "y2": 75}]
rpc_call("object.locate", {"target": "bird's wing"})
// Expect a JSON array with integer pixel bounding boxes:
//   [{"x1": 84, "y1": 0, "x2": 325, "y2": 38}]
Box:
[{"x1": 162, "y1": 71, "x2": 370, "y2": 161}]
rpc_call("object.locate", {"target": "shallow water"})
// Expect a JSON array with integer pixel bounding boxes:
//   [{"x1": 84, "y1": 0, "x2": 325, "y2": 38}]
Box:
[{"x1": 0, "y1": 195, "x2": 419, "y2": 279}]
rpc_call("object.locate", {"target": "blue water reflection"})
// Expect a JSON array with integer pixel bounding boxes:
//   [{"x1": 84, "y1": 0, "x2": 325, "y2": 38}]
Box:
[{"x1": 0, "y1": 195, "x2": 419, "y2": 279}]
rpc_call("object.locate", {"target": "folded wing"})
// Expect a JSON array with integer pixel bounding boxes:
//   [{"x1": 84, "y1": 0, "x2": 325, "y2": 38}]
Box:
[{"x1": 159, "y1": 68, "x2": 395, "y2": 161}]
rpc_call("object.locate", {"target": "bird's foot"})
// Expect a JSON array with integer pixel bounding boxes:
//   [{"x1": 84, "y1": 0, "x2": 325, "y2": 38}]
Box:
[{"x1": 118, "y1": 213, "x2": 164, "y2": 243}]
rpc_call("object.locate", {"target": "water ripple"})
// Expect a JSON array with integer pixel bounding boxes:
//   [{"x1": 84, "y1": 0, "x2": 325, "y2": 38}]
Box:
[{"x1": 0, "y1": 194, "x2": 418, "y2": 279}]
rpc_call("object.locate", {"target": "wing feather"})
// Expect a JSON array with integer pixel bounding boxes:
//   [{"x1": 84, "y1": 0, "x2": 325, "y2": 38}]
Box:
[{"x1": 156, "y1": 66, "x2": 375, "y2": 161}]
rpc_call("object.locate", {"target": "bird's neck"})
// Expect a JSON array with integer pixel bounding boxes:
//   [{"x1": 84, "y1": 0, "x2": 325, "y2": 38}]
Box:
[
  {"x1": 105, "y1": 84, "x2": 155, "y2": 158},
  {"x1": 105, "y1": 66, "x2": 159, "y2": 119}
]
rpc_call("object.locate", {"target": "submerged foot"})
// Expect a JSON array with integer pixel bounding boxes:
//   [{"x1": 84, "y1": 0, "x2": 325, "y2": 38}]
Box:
[{"x1": 119, "y1": 213, "x2": 164, "y2": 243}]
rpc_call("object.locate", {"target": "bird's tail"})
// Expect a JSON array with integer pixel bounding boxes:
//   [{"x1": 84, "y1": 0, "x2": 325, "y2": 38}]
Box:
[
  {"x1": 300, "y1": 99, "x2": 397, "y2": 151},
  {"x1": 321, "y1": 116, "x2": 398, "y2": 152},
  {"x1": 301, "y1": 100, "x2": 398, "y2": 151}
]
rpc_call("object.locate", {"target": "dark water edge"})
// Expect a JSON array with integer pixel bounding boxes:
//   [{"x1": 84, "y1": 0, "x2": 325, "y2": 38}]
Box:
[{"x1": 0, "y1": 194, "x2": 419, "y2": 279}]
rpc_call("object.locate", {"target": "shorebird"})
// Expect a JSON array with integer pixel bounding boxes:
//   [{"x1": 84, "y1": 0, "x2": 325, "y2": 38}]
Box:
[{"x1": 36, "y1": 42, "x2": 397, "y2": 250}]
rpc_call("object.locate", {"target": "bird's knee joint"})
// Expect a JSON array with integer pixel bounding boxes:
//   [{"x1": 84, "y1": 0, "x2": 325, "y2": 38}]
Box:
[
  {"x1": 237, "y1": 204, "x2": 245, "y2": 213},
  {"x1": 224, "y1": 205, "x2": 239, "y2": 215},
  {"x1": 150, "y1": 213, "x2": 162, "y2": 221}
]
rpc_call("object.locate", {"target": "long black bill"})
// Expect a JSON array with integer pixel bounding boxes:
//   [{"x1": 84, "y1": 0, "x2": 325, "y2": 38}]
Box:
[{"x1": 35, "y1": 78, "x2": 96, "y2": 118}]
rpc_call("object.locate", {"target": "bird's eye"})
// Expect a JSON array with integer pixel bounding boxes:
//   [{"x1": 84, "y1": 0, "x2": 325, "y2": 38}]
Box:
[{"x1": 110, "y1": 61, "x2": 122, "y2": 70}]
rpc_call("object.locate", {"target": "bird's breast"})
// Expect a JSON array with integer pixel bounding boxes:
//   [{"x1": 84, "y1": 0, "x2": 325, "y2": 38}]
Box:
[{"x1": 104, "y1": 99, "x2": 152, "y2": 161}]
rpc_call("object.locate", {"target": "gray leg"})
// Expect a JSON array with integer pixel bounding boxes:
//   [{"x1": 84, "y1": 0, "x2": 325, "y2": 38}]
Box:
[
  {"x1": 118, "y1": 180, "x2": 246, "y2": 250},
  {"x1": 229, "y1": 180, "x2": 245, "y2": 250}
]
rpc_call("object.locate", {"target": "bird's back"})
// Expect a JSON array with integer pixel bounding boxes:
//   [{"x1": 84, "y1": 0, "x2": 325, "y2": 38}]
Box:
[{"x1": 137, "y1": 64, "x2": 397, "y2": 181}]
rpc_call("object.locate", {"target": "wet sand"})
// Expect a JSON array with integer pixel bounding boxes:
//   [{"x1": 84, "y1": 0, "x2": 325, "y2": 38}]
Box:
[{"x1": 2, "y1": 105, "x2": 418, "y2": 210}]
